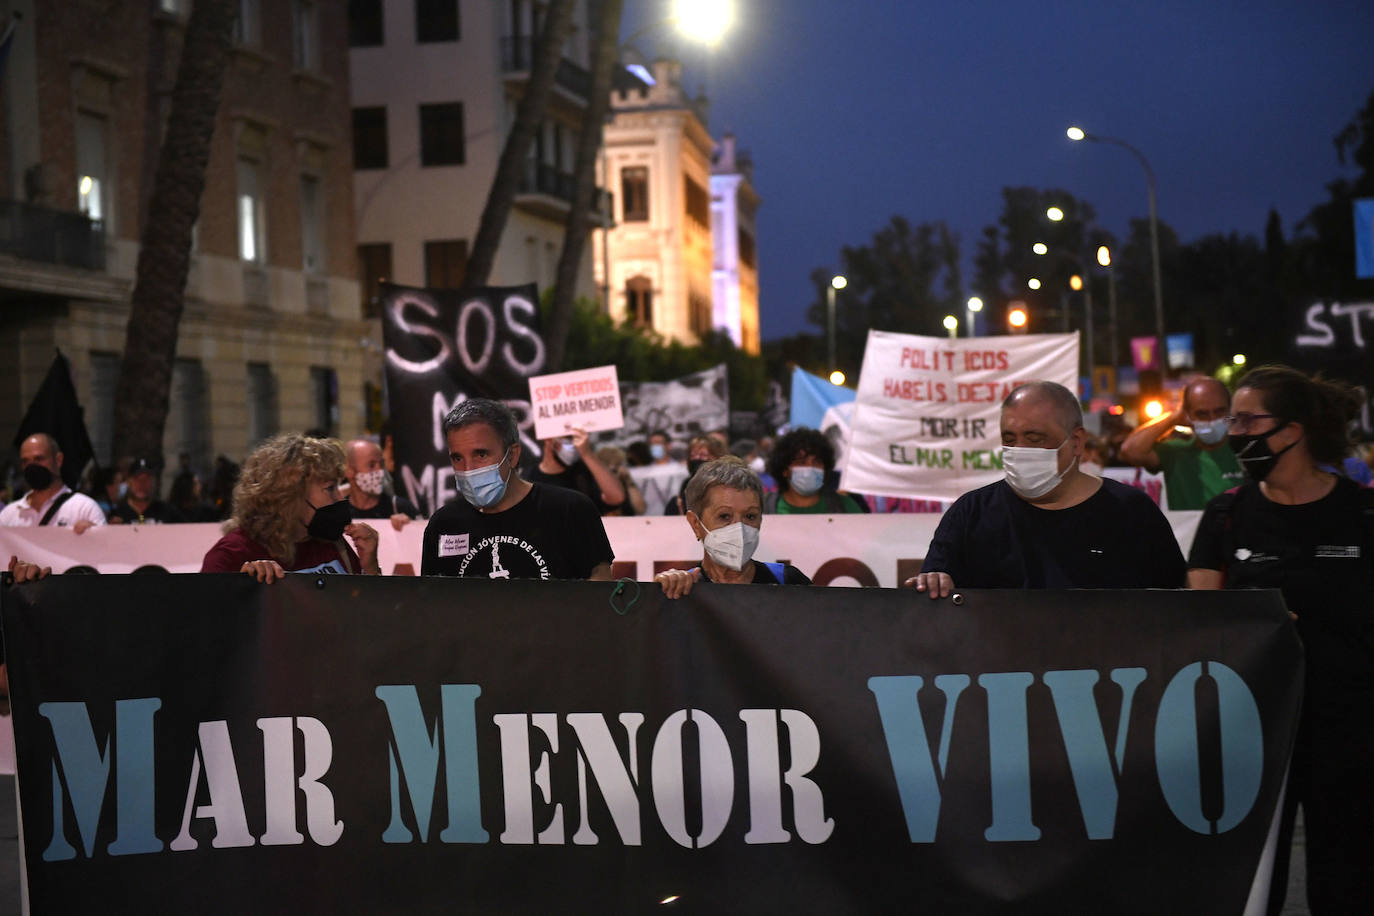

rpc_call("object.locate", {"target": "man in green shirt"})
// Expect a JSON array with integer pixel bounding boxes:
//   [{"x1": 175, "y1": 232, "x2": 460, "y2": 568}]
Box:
[{"x1": 1119, "y1": 375, "x2": 1244, "y2": 510}]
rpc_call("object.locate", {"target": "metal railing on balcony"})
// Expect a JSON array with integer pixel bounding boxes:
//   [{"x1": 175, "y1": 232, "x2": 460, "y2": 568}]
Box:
[
  {"x1": 500, "y1": 36, "x2": 591, "y2": 100},
  {"x1": 0, "y1": 199, "x2": 105, "y2": 271},
  {"x1": 517, "y1": 162, "x2": 612, "y2": 217}
]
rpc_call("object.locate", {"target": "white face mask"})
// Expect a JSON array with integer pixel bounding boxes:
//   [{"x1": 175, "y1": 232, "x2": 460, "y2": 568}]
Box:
[
  {"x1": 355, "y1": 468, "x2": 386, "y2": 496},
  {"x1": 1003, "y1": 438, "x2": 1074, "y2": 499},
  {"x1": 556, "y1": 440, "x2": 579, "y2": 466},
  {"x1": 1192, "y1": 419, "x2": 1228, "y2": 446},
  {"x1": 789, "y1": 465, "x2": 825, "y2": 496},
  {"x1": 701, "y1": 521, "x2": 761, "y2": 572}
]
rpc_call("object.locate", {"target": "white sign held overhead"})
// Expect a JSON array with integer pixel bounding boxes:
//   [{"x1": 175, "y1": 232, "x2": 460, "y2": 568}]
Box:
[
  {"x1": 529, "y1": 364, "x2": 625, "y2": 440},
  {"x1": 841, "y1": 330, "x2": 1079, "y2": 502}
]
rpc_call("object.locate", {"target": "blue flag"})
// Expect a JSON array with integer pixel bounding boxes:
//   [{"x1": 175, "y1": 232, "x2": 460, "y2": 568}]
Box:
[
  {"x1": 1355, "y1": 198, "x2": 1374, "y2": 280},
  {"x1": 789, "y1": 367, "x2": 854, "y2": 430}
]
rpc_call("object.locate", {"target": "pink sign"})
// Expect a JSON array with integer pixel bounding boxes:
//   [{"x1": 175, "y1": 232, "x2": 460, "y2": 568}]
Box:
[{"x1": 1130, "y1": 336, "x2": 1160, "y2": 371}]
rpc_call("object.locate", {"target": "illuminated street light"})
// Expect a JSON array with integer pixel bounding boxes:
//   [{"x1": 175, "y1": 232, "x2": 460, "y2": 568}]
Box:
[
  {"x1": 1046, "y1": 207, "x2": 1065, "y2": 222},
  {"x1": 1032, "y1": 242, "x2": 1049, "y2": 255},
  {"x1": 1097, "y1": 245, "x2": 1111, "y2": 267},
  {"x1": 1067, "y1": 124, "x2": 1164, "y2": 377},
  {"x1": 826, "y1": 274, "x2": 847, "y2": 382},
  {"x1": 1028, "y1": 278, "x2": 1042, "y2": 290},
  {"x1": 1008, "y1": 305, "x2": 1029, "y2": 331},
  {"x1": 829, "y1": 370, "x2": 846, "y2": 386},
  {"x1": 967, "y1": 296, "x2": 983, "y2": 312},
  {"x1": 672, "y1": 0, "x2": 734, "y2": 45},
  {"x1": 1069, "y1": 274, "x2": 1084, "y2": 291},
  {"x1": 1233, "y1": 353, "x2": 1247, "y2": 366},
  {"x1": 942, "y1": 314, "x2": 959, "y2": 338},
  {"x1": 964, "y1": 296, "x2": 983, "y2": 338}
]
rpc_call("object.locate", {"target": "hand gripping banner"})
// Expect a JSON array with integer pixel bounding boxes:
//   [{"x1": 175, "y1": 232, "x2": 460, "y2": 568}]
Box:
[{"x1": 3, "y1": 578, "x2": 1299, "y2": 913}]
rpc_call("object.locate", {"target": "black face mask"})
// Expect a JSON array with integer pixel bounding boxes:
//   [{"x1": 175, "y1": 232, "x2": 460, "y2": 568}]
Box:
[
  {"x1": 306, "y1": 498, "x2": 351, "y2": 542},
  {"x1": 23, "y1": 464, "x2": 55, "y2": 491},
  {"x1": 1228, "y1": 425, "x2": 1296, "y2": 483}
]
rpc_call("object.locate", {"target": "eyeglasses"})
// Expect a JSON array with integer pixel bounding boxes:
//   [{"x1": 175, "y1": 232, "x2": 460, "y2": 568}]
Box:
[{"x1": 1223, "y1": 413, "x2": 1278, "y2": 433}]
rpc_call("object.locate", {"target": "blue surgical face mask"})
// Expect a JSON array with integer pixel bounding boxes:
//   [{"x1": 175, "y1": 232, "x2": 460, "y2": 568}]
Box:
[
  {"x1": 789, "y1": 465, "x2": 825, "y2": 496},
  {"x1": 456, "y1": 449, "x2": 511, "y2": 509},
  {"x1": 649, "y1": 443, "x2": 666, "y2": 461}
]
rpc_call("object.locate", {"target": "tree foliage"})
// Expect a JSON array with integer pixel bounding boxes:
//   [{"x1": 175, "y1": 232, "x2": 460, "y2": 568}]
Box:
[
  {"x1": 802, "y1": 215, "x2": 963, "y2": 381},
  {"x1": 547, "y1": 294, "x2": 769, "y2": 411}
]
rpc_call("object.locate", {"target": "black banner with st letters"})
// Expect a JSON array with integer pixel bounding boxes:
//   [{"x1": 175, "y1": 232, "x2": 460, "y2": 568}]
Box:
[
  {"x1": 380, "y1": 281, "x2": 545, "y2": 516},
  {"x1": 3, "y1": 577, "x2": 1300, "y2": 913}
]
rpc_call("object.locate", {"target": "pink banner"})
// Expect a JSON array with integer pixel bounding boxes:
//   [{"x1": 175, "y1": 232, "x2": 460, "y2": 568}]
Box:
[{"x1": 1130, "y1": 335, "x2": 1160, "y2": 371}]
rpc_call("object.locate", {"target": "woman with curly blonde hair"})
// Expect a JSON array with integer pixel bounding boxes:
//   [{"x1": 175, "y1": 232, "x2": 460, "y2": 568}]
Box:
[{"x1": 201, "y1": 433, "x2": 379, "y2": 581}]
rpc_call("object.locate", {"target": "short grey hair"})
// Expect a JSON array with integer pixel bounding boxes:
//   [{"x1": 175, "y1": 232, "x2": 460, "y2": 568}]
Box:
[
  {"x1": 1002, "y1": 381, "x2": 1083, "y2": 434},
  {"x1": 24, "y1": 433, "x2": 61, "y2": 459},
  {"x1": 684, "y1": 456, "x2": 764, "y2": 517},
  {"x1": 442, "y1": 398, "x2": 519, "y2": 449}
]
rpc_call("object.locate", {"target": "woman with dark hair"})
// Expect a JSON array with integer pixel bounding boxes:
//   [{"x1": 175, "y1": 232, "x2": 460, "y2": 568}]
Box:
[
  {"x1": 663, "y1": 434, "x2": 727, "y2": 515},
  {"x1": 201, "y1": 434, "x2": 379, "y2": 581},
  {"x1": 764, "y1": 427, "x2": 864, "y2": 513},
  {"x1": 1187, "y1": 365, "x2": 1373, "y2": 913}
]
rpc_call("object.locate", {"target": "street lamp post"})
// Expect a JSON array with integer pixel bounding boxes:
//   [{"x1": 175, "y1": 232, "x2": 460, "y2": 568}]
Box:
[
  {"x1": 1067, "y1": 126, "x2": 1164, "y2": 372},
  {"x1": 827, "y1": 274, "x2": 846, "y2": 377},
  {"x1": 966, "y1": 296, "x2": 983, "y2": 338}
]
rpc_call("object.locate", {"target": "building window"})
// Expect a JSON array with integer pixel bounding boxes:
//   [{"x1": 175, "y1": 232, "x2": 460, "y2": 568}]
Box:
[
  {"x1": 415, "y1": 0, "x2": 459, "y2": 42},
  {"x1": 739, "y1": 228, "x2": 756, "y2": 269},
  {"x1": 246, "y1": 363, "x2": 278, "y2": 445},
  {"x1": 352, "y1": 107, "x2": 388, "y2": 170},
  {"x1": 310, "y1": 366, "x2": 339, "y2": 436},
  {"x1": 684, "y1": 176, "x2": 709, "y2": 229},
  {"x1": 75, "y1": 111, "x2": 108, "y2": 224},
  {"x1": 89, "y1": 352, "x2": 121, "y2": 466},
  {"x1": 626, "y1": 276, "x2": 653, "y2": 329},
  {"x1": 621, "y1": 166, "x2": 648, "y2": 222},
  {"x1": 419, "y1": 103, "x2": 465, "y2": 166},
  {"x1": 358, "y1": 243, "x2": 393, "y2": 317},
  {"x1": 233, "y1": 0, "x2": 262, "y2": 46},
  {"x1": 689, "y1": 292, "x2": 713, "y2": 337},
  {"x1": 292, "y1": 0, "x2": 319, "y2": 71},
  {"x1": 300, "y1": 174, "x2": 325, "y2": 274},
  {"x1": 425, "y1": 239, "x2": 468, "y2": 289},
  {"x1": 236, "y1": 158, "x2": 266, "y2": 262},
  {"x1": 349, "y1": 0, "x2": 384, "y2": 46}
]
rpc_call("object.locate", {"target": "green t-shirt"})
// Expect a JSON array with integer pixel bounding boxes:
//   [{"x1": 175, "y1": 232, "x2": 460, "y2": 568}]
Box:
[
  {"x1": 772, "y1": 490, "x2": 866, "y2": 514},
  {"x1": 1154, "y1": 437, "x2": 1245, "y2": 510}
]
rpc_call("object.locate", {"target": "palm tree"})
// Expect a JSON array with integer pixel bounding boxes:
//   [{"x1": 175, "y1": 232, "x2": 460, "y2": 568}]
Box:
[
  {"x1": 111, "y1": 0, "x2": 236, "y2": 461},
  {"x1": 464, "y1": 0, "x2": 576, "y2": 287},
  {"x1": 546, "y1": 0, "x2": 624, "y2": 371}
]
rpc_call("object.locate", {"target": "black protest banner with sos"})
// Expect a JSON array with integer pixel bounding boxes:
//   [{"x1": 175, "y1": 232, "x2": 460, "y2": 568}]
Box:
[{"x1": 380, "y1": 282, "x2": 545, "y2": 516}]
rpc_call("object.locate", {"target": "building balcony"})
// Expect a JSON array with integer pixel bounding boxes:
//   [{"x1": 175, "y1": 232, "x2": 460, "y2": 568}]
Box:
[
  {"x1": 500, "y1": 36, "x2": 591, "y2": 103},
  {"x1": 515, "y1": 162, "x2": 613, "y2": 225},
  {"x1": 0, "y1": 199, "x2": 105, "y2": 271}
]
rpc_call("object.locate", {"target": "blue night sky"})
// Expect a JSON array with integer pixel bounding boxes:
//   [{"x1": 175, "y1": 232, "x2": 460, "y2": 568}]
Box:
[{"x1": 621, "y1": 0, "x2": 1374, "y2": 340}]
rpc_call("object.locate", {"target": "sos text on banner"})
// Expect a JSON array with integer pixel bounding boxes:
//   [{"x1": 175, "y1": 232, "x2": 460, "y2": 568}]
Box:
[
  {"x1": 3, "y1": 577, "x2": 1299, "y2": 913},
  {"x1": 842, "y1": 331, "x2": 1078, "y2": 502},
  {"x1": 380, "y1": 281, "x2": 544, "y2": 517}
]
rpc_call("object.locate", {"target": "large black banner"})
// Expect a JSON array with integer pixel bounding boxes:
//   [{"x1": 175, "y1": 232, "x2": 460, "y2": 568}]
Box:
[
  {"x1": 380, "y1": 282, "x2": 545, "y2": 515},
  {"x1": 4, "y1": 578, "x2": 1300, "y2": 913}
]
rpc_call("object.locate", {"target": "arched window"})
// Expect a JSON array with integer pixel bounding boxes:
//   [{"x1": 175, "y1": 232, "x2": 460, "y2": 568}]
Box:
[{"x1": 626, "y1": 276, "x2": 653, "y2": 328}]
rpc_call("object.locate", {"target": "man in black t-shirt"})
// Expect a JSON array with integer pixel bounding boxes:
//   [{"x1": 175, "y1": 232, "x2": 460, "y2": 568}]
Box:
[
  {"x1": 344, "y1": 439, "x2": 420, "y2": 530},
  {"x1": 109, "y1": 456, "x2": 185, "y2": 525},
  {"x1": 422, "y1": 400, "x2": 614, "y2": 580},
  {"x1": 908, "y1": 381, "x2": 1184, "y2": 597},
  {"x1": 526, "y1": 427, "x2": 626, "y2": 515}
]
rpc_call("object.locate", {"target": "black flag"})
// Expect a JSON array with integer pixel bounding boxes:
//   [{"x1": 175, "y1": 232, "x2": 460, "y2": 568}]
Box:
[{"x1": 13, "y1": 349, "x2": 97, "y2": 487}]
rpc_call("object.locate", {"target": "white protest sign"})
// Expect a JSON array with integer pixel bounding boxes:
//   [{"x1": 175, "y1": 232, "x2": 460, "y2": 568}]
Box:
[
  {"x1": 841, "y1": 330, "x2": 1078, "y2": 502},
  {"x1": 529, "y1": 364, "x2": 624, "y2": 440}
]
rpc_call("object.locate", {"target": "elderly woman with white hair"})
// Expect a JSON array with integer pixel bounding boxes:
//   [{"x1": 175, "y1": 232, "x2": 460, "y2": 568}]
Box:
[{"x1": 654, "y1": 456, "x2": 810, "y2": 598}]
